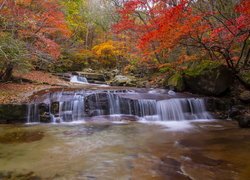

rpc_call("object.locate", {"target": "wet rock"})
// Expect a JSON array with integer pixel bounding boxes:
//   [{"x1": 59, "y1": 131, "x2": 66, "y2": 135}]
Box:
[
  {"x1": 85, "y1": 93, "x2": 110, "y2": 116},
  {"x1": 0, "y1": 171, "x2": 41, "y2": 180},
  {"x1": 0, "y1": 104, "x2": 27, "y2": 123},
  {"x1": 184, "y1": 61, "x2": 232, "y2": 95},
  {"x1": 239, "y1": 91, "x2": 250, "y2": 103},
  {"x1": 51, "y1": 101, "x2": 60, "y2": 115},
  {"x1": 166, "y1": 73, "x2": 185, "y2": 92},
  {"x1": 235, "y1": 113, "x2": 250, "y2": 128},
  {"x1": 110, "y1": 75, "x2": 136, "y2": 86},
  {"x1": 38, "y1": 103, "x2": 49, "y2": 115},
  {"x1": 38, "y1": 103, "x2": 51, "y2": 123},
  {"x1": 158, "y1": 157, "x2": 191, "y2": 180},
  {"x1": 228, "y1": 105, "x2": 242, "y2": 118},
  {"x1": 39, "y1": 113, "x2": 51, "y2": 123},
  {"x1": 186, "y1": 152, "x2": 224, "y2": 167},
  {"x1": 0, "y1": 129, "x2": 44, "y2": 144},
  {"x1": 205, "y1": 97, "x2": 232, "y2": 119}
]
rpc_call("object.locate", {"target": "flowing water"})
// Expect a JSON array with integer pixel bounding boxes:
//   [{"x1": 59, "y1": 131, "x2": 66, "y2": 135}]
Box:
[
  {"x1": 70, "y1": 75, "x2": 89, "y2": 84},
  {"x1": 1, "y1": 88, "x2": 250, "y2": 179},
  {"x1": 0, "y1": 120, "x2": 250, "y2": 179},
  {"x1": 26, "y1": 89, "x2": 211, "y2": 123}
]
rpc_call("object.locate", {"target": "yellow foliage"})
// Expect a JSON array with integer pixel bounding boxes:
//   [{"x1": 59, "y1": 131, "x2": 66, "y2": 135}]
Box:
[{"x1": 92, "y1": 40, "x2": 124, "y2": 57}]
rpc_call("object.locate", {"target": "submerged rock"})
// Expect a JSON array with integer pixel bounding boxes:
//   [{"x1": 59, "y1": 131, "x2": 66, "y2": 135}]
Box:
[
  {"x1": 158, "y1": 157, "x2": 191, "y2": 180},
  {"x1": 0, "y1": 129, "x2": 44, "y2": 144},
  {"x1": 0, "y1": 171, "x2": 41, "y2": 180},
  {"x1": 184, "y1": 61, "x2": 232, "y2": 96}
]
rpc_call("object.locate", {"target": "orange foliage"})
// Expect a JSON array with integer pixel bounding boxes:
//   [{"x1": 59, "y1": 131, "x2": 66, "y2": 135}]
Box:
[{"x1": 0, "y1": 0, "x2": 71, "y2": 59}]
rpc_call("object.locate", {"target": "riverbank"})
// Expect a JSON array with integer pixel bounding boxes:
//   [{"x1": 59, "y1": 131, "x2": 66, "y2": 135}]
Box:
[{"x1": 0, "y1": 71, "x2": 72, "y2": 104}]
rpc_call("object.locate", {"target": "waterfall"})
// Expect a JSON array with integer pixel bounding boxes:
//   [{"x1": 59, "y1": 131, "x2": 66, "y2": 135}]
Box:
[
  {"x1": 156, "y1": 98, "x2": 212, "y2": 121},
  {"x1": 26, "y1": 90, "x2": 212, "y2": 123},
  {"x1": 70, "y1": 75, "x2": 88, "y2": 84}
]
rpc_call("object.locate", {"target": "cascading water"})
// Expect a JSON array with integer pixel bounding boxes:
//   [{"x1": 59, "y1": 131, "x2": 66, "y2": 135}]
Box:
[
  {"x1": 27, "y1": 89, "x2": 212, "y2": 123},
  {"x1": 70, "y1": 75, "x2": 88, "y2": 84}
]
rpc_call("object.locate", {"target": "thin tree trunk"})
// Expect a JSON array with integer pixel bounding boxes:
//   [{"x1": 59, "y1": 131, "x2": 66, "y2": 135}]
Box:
[{"x1": 0, "y1": 64, "x2": 13, "y2": 82}]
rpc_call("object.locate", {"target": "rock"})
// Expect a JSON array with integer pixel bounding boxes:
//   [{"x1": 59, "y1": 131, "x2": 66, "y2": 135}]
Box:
[
  {"x1": 205, "y1": 97, "x2": 233, "y2": 119},
  {"x1": 73, "y1": 71, "x2": 106, "y2": 84},
  {"x1": 184, "y1": 61, "x2": 233, "y2": 96},
  {"x1": 51, "y1": 102, "x2": 60, "y2": 115},
  {"x1": 166, "y1": 73, "x2": 185, "y2": 91},
  {"x1": 40, "y1": 113, "x2": 51, "y2": 123},
  {"x1": 235, "y1": 113, "x2": 250, "y2": 128},
  {"x1": 0, "y1": 130, "x2": 44, "y2": 143},
  {"x1": 110, "y1": 75, "x2": 136, "y2": 86},
  {"x1": 239, "y1": 91, "x2": 250, "y2": 103},
  {"x1": 0, "y1": 104, "x2": 27, "y2": 123},
  {"x1": 239, "y1": 70, "x2": 250, "y2": 88}
]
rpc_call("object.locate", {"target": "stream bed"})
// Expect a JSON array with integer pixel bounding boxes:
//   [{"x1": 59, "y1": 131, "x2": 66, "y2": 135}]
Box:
[{"x1": 0, "y1": 119, "x2": 249, "y2": 180}]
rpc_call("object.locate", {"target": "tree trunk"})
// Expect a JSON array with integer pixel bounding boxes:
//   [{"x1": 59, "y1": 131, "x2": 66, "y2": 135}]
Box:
[{"x1": 0, "y1": 64, "x2": 13, "y2": 82}]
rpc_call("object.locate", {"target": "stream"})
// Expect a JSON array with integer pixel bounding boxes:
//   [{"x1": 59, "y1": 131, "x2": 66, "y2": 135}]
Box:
[
  {"x1": 0, "y1": 86, "x2": 250, "y2": 179},
  {"x1": 0, "y1": 120, "x2": 250, "y2": 179}
]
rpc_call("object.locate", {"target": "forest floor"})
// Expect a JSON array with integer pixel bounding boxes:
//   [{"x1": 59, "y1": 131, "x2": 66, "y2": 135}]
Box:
[{"x1": 0, "y1": 71, "x2": 70, "y2": 104}]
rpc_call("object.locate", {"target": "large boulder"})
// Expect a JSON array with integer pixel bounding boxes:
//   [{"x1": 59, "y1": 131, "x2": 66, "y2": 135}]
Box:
[
  {"x1": 184, "y1": 61, "x2": 233, "y2": 96},
  {"x1": 166, "y1": 73, "x2": 185, "y2": 92},
  {"x1": 110, "y1": 75, "x2": 136, "y2": 86},
  {"x1": 0, "y1": 104, "x2": 27, "y2": 123}
]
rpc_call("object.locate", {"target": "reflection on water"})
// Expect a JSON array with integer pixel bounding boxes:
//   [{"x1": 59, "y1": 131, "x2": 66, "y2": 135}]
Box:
[{"x1": 0, "y1": 120, "x2": 250, "y2": 179}]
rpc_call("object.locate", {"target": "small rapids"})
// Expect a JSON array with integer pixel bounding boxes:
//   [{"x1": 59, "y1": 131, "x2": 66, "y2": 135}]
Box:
[
  {"x1": 27, "y1": 89, "x2": 212, "y2": 123},
  {"x1": 70, "y1": 75, "x2": 88, "y2": 84}
]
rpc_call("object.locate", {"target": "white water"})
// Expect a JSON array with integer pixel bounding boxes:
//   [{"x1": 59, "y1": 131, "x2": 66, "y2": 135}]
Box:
[
  {"x1": 27, "y1": 91, "x2": 212, "y2": 123},
  {"x1": 70, "y1": 75, "x2": 88, "y2": 84}
]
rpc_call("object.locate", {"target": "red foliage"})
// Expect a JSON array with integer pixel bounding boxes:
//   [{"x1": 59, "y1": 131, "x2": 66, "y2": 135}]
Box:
[
  {"x1": 0, "y1": 0, "x2": 71, "y2": 59},
  {"x1": 114, "y1": 0, "x2": 250, "y2": 70}
]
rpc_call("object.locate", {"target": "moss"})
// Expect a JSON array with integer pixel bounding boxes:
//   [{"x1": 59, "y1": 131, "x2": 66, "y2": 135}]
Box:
[
  {"x1": 240, "y1": 71, "x2": 250, "y2": 85},
  {"x1": 167, "y1": 73, "x2": 185, "y2": 91},
  {"x1": 184, "y1": 60, "x2": 222, "y2": 77}
]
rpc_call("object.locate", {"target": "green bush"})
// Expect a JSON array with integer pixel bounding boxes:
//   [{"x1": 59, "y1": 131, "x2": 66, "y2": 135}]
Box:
[{"x1": 0, "y1": 33, "x2": 32, "y2": 81}]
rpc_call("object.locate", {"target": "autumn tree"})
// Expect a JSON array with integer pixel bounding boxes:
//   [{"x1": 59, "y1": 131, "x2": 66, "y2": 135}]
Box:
[
  {"x1": 92, "y1": 40, "x2": 127, "y2": 68},
  {"x1": 114, "y1": 0, "x2": 250, "y2": 73},
  {"x1": 0, "y1": 0, "x2": 70, "y2": 81}
]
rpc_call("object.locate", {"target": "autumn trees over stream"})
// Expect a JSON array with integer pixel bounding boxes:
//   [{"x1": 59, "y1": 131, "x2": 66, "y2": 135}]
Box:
[{"x1": 0, "y1": 0, "x2": 249, "y2": 85}]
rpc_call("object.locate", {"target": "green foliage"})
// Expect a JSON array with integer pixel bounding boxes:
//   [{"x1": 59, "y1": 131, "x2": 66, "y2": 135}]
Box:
[
  {"x1": 239, "y1": 70, "x2": 250, "y2": 86},
  {"x1": 0, "y1": 33, "x2": 32, "y2": 75},
  {"x1": 184, "y1": 60, "x2": 222, "y2": 77},
  {"x1": 51, "y1": 49, "x2": 95, "y2": 72},
  {"x1": 167, "y1": 73, "x2": 185, "y2": 91},
  {"x1": 159, "y1": 66, "x2": 174, "y2": 73}
]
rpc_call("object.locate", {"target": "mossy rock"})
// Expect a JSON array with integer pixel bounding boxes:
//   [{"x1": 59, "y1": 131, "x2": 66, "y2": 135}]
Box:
[
  {"x1": 184, "y1": 61, "x2": 232, "y2": 96},
  {"x1": 184, "y1": 61, "x2": 222, "y2": 77},
  {"x1": 166, "y1": 73, "x2": 185, "y2": 91},
  {"x1": 239, "y1": 70, "x2": 250, "y2": 88},
  {"x1": 239, "y1": 91, "x2": 250, "y2": 103},
  {"x1": 0, "y1": 104, "x2": 27, "y2": 123}
]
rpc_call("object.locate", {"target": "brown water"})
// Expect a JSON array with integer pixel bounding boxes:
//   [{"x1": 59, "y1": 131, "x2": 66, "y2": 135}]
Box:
[{"x1": 0, "y1": 120, "x2": 249, "y2": 180}]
